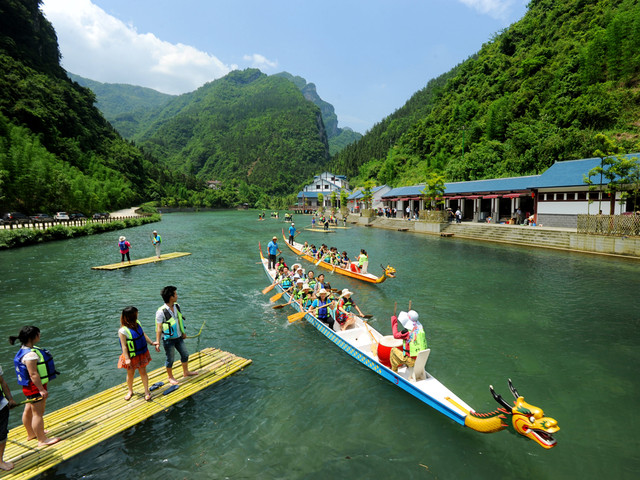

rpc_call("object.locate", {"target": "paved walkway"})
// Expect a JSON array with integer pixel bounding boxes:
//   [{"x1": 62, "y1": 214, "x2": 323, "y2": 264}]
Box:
[{"x1": 109, "y1": 207, "x2": 142, "y2": 217}]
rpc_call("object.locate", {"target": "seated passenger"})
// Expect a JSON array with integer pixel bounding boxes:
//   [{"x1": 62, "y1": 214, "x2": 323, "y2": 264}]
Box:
[
  {"x1": 389, "y1": 310, "x2": 427, "y2": 373},
  {"x1": 309, "y1": 288, "x2": 335, "y2": 330},
  {"x1": 335, "y1": 289, "x2": 363, "y2": 331}
]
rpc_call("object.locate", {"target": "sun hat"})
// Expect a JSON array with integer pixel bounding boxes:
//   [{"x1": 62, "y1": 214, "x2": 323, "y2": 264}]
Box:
[
  {"x1": 399, "y1": 310, "x2": 420, "y2": 330},
  {"x1": 296, "y1": 279, "x2": 304, "y2": 284},
  {"x1": 302, "y1": 283, "x2": 311, "y2": 290},
  {"x1": 272, "y1": 236, "x2": 277, "y2": 240},
  {"x1": 341, "y1": 288, "x2": 353, "y2": 296},
  {"x1": 317, "y1": 288, "x2": 328, "y2": 296},
  {"x1": 119, "y1": 236, "x2": 126, "y2": 241}
]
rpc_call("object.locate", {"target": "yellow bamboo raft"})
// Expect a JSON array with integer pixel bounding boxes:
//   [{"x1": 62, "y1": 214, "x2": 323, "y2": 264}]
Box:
[
  {"x1": 2, "y1": 348, "x2": 251, "y2": 480},
  {"x1": 304, "y1": 228, "x2": 336, "y2": 233},
  {"x1": 91, "y1": 252, "x2": 191, "y2": 270}
]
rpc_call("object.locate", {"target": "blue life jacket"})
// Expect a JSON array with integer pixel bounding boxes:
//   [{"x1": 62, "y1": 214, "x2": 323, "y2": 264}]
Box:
[
  {"x1": 280, "y1": 276, "x2": 293, "y2": 289},
  {"x1": 14, "y1": 346, "x2": 57, "y2": 387},
  {"x1": 315, "y1": 298, "x2": 329, "y2": 319},
  {"x1": 120, "y1": 321, "x2": 147, "y2": 357}
]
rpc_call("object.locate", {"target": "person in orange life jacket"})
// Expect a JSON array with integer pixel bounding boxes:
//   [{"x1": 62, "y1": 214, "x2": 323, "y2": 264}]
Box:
[
  {"x1": 9, "y1": 326, "x2": 60, "y2": 447},
  {"x1": 119, "y1": 235, "x2": 131, "y2": 264},
  {"x1": 0, "y1": 363, "x2": 17, "y2": 471},
  {"x1": 155, "y1": 286, "x2": 199, "y2": 385},
  {"x1": 309, "y1": 288, "x2": 335, "y2": 330},
  {"x1": 118, "y1": 306, "x2": 159, "y2": 401},
  {"x1": 389, "y1": 310, "x2": 426, "y2": 373},
  {"x1": 335, "y1": 289, "x2": 361, "y2": 331}
]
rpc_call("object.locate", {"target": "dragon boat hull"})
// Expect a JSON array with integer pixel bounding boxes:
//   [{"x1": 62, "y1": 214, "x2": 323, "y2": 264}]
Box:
[
  {"x1": 281, "y1": 231, "x2": 391, "y2": 284},
  {"x1": 259, "y1": 243, "x2": 472, "y2": 425}
]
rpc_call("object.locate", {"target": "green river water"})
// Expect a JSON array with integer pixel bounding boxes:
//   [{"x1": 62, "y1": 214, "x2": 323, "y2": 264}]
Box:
[{"x1": 1, "y1": 211, "x2": 639, "y2": 479}]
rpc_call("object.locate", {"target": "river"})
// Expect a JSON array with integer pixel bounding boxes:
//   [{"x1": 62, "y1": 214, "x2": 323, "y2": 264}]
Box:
[{"x1": 1, "y1": 211, "x2": 638, "y2": 479}]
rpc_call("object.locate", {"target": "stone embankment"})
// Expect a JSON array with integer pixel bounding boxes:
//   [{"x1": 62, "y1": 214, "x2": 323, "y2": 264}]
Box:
[{"x1": 346, "y1": 214, "x2": 640, "y2": 259}]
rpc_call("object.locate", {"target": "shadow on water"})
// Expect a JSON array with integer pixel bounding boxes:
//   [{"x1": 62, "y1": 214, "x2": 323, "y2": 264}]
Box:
[{"x1": 1, "y1": 211, "x2": 639, "y2": 479}]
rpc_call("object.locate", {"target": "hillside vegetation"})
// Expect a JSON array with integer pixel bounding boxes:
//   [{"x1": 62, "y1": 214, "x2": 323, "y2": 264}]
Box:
[
  {"x1": 331, "y1": 0, "x2": 640, "y2": 187},
  {"x1": 131, "y1": 69, "x2": 331, "y2": 196},
  {"x1": 0, "y1": 0, "x2": 199, "y2": 213}
]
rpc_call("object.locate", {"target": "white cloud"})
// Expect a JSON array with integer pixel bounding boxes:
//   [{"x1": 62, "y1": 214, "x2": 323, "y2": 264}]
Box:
[
  {"x1": 456, "y1": 0, "x2": 517, "y2": 20},
  {"x1": 243, "y1": 53, "x2": 278, "y2": 70},
  {"x1": 41, "y1": 0, "x2": 235, "y2": 94}
]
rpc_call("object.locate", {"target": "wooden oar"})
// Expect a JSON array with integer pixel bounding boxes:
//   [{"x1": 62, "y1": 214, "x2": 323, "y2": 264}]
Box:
[
  {"x1": 262, "y1": 282, "x2": 277, "y2": 295},
  {"x1": 361, "y1": 314, "x2": 373, "y2": 319},
  {"x1": 288, "y1": 307, "x2": 317, "y2": 323},
  {"x1": 270, "y1": 287, "x2": 291, "y2": 303},
  {"x1": 315, "y1": 255, "x2": 324, "y2": 266},
  {"x1": 272, "y1": 304, "x2": 287, "y2": 309}
]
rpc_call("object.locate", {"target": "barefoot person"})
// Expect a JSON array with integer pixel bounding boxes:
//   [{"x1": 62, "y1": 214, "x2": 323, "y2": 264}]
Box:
[
  {"x1": 151, "y1": 230, "x2": 162, "y2": 258},
  {"x1": 0, "y1": 364, "x2": 17, "y2": 471},
  {"x1": 118, "y1": 306, "x2": 160, "y2": 401},
  {"x1": 9, "y1": 326, "x2": 60, "y2": 447},
  {"x1": 155, "y1": 286, "x2": 199, "y2": 385}
]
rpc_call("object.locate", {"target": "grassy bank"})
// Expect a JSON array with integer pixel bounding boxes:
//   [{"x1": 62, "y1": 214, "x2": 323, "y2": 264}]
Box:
[{"x1": 0, "y1": 214, "x2": 161, "y2": 249}]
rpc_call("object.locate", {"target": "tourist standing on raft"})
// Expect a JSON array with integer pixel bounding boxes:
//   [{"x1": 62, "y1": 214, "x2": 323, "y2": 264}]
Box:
[
  {"x1": 151, "y1": 230, "x2": 162, "y2": 258},
  {"x1": 0, "y1": 364, "x2": 17, "y2": 471},
  {"x1": 9, "y1": 326, "x2": 60, "y2": 446},
  {"x1": 288, "y1": 222, "x2": 296, "y2": 245},
  {"x1": 156, "y1": 286, "x2": 199, "y2": 385},
  {"x1": 389, "y1": 310, "x2": 427, "y2": 373},
  {"x1": 119, "y1": 236, "x2": 131, "y2": 264},
  {"x1": 118, "y1": 306, "x2": 159, "y2": 401},
  {"x1": 267, "y1": 236, "x2": 282, "y2": 270}
]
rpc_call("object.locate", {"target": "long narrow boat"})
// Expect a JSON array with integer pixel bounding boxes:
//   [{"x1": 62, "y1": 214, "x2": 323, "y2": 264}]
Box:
[
  {"x1": 259, "y1": 243, "x2": 559, "y2": 449},
  {"x1": 281, "y1": 230, "x2": 396, "y2": 284}
]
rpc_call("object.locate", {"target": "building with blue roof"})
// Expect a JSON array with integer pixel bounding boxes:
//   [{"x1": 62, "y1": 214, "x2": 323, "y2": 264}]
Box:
[
  {"x1": 297, "y1": 172, "x2": 350, "y2": 208},
  {"x1": 379, "y1": 154, "x2": 640, "y2": 227},
  {"x1": 346, "y1": 185, "x2": 391, "y2": 211}
]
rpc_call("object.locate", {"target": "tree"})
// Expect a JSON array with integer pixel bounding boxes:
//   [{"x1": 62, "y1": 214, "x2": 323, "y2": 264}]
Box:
[
  {"x1": 330, "y1": 190, "x2": 337, "y2": 207},
  {"x1": 421, "y1": 172, "x2": 446, "y2": 210},
  {"x1": 317, "y1": 192, "x2": 324, "y2": 208},
  {"x1": 584, "y1": 134, "x2": 626, "y2": 214},
  {"x1": 362, "y1": 180, "x2": 375, "y2": 209},
  {"x1": 339, "y1": 189, "x2": 348, "y2": 209}
]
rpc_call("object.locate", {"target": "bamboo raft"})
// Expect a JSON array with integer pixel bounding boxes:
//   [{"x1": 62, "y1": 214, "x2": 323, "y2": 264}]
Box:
[
  {"x1": 91, "y1": 252, "x2": 191, "y2": 270},
  {"x1": 2, "y1": 348, "x2": 251, "y2": 480},
  {"x1": 304, "y1": 228, "x2": 336, "y2": 233}
]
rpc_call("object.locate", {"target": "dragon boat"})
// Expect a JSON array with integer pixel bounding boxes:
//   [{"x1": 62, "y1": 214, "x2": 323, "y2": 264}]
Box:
[
  {"x1": 281, "y1": 230, "x2": 396, "y2": 284},
  {"x1": 260, "y1": 243, "x2": 559, "y2": 449}
]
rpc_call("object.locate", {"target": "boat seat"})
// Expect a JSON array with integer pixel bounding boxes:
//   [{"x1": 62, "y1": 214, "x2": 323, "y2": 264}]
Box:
[{"x1": 410, "y1": 349, "x2": 430, "y2": 382}]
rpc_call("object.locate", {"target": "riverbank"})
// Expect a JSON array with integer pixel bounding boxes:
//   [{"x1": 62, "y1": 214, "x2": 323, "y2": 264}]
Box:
[
  {"x1": 0, "y1": 214, "x2": 161, "y2": 249},
  {"x1": 347, "y1": 214, "x2": 640, "y2": 259}
]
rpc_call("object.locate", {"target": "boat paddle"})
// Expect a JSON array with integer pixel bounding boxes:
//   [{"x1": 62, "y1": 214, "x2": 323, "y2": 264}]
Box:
[
  {"x1": 361, "y1": 314, "x2": 373, "y2": 319},
  {"x1": 287, "y1": 307, "x2": 317, "y2": 323},
  {"x1": 272, "y1": 304, "x2": 287, "y2": 309},
  {"x1": 270, "y1": 287, "x2": 292, "y2": 303},
  {"x1": 186, "y1": 320, "x2": 206, "y2": 338},
  {"x1": 262, "y1": 282, "x2": 278, "y2": 295},
  {"x1": 10, "y1": 396, "x2": 43, "y2": 408}
]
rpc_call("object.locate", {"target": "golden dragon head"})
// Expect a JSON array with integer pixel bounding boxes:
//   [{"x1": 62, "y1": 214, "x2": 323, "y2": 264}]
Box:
[
  {"x1": 490, "y1": 379, "x2": 560, "y2": 449},
  {"x1": 382, "y1": 264, "x2": 396, "y2": 278}
]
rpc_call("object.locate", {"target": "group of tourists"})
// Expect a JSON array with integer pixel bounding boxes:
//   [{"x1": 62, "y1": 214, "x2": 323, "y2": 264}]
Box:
[
  {"x1": 117, "y1": 229, "x2": 162, "y2": 264},
  {"x1": 297, "y1": 242, "x2": 368, "y2": 273},
  {"x1": 0, "y1": 285, "x2": 198, "y2": 471}
]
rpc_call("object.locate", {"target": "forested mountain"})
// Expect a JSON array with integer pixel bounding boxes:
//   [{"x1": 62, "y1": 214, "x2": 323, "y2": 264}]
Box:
[
  {"x1": 130, "y1": 69, "x2": 331, "y2": 195},
  {"x1": 274, "y1": 72, "x2": 362, "y2": 155},
  {"x1": 331, "y1": 0, "x2": 640, "y2": 187},
  {"x1": 68, "y1": 73, "x2": 174, "y2": 138},
  {"x1": 0, "y1": 0, "x2": 199, "y2": 213}
]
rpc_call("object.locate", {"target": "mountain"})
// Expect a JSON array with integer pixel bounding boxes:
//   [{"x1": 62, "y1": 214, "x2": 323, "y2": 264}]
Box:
[
  {"x1": 0, "y1": 0, "x2": 201, "y2": 213},
  {"x1": 130, "y1": 69, "x2": 331, "y2": 195},
  {"x1": 68, "y1": 73, "x2": 174, "y2": 137},
  {"x1": 274, "y1": 72, "x2": 362, "y2": 155},
  {"x1": 330, "y1": 0, "x2": 640, "y2": 187}
]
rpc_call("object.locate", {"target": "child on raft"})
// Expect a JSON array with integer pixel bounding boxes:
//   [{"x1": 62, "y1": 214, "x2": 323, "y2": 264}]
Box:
[
  {"x1": 9, "y1": 326, "x2": 60, "y2": 447},
  {"x1": 118, "y1": 306, "x2": 160, "y2": 401}
]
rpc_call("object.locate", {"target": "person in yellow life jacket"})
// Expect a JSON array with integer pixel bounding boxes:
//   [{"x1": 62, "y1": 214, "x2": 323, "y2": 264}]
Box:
[
  {"x1": 389, "y1": 310, "x2": 427, "y2": 373},
  {"x1": 9, "y1": 326, "x2": 60, "y2": 447},
  {"x1": 155, "y1": 286, "x2": 199, "y2": 385},
  {"x1": 118, "y1": 306, "x2": 159, "y2": 401}
]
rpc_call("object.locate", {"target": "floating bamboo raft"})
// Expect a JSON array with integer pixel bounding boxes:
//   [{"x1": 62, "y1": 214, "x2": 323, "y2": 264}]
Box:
[
  {"x1": 304, "y1": 228, "x2": 336, "y2": 233},
  {"x1": 2, "y1": 348, "x2": 251, "y2": 480},
  {"x1": 91, "y1": 252, "x2": 191, "y2": 270}
]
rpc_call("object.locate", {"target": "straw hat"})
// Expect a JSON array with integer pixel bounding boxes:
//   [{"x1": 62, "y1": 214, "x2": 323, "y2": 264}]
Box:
[
  {"x1": 302, "y1": 283, "x2": 311, "y2": 290},
  {"x1": 317, "y1": 288, "x2": 328, "y2": 296},
  {"x1": 119, "y1": 236, "x2": 126, "y2": 241},
  {"x1": 272, "y1": 236, "x2": 277, "y2": 240},
  {"x1": 296, "y1": 279, "x2": 304, "y2": 284},
  {"x1": 341, "y1": 288, "x2": 353, "y2": 297}
]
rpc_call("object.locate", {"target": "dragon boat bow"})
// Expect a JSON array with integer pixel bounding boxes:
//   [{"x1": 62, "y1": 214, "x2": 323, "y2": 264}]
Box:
[
  {"x1": 260, "y1": 242, "x2": 559, "y2": 449},
  {"x1": 281, "y1": 230, "x2": 396, "y2": 284}
]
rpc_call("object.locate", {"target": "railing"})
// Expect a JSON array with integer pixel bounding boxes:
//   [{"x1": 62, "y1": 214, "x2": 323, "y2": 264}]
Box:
[
  {"x1": 577, "y1": 214, "x2": 640, "y2": 236},
  {"x1": 0, "y1": 216, "x2": 140, "y2": 230}
]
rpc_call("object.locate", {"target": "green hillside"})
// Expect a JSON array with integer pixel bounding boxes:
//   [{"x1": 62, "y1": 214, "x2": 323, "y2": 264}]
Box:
[
  {"x1": 274, "y1": 72, "x2": 362, "y2": 154},
  {"x1": 68, "y1": 73, "x2": 174, "y2": 138},
  {"x1": 331, "y1": 0, "x2": 640, "y2": 187},
  {"x1": 0, "y1": 0, "x2": 200, "y2": 213},
  {"x1": 132, "y1": 69, "x2": 330, "y2": 195}
]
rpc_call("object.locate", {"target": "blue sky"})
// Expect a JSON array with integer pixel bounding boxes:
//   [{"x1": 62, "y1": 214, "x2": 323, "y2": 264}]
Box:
[{"x1": 42, "y1": 0, "x2": 528, "y2": 133}]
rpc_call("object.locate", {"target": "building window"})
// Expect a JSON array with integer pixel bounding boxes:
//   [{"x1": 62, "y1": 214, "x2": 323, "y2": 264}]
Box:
[
  {"x1": 324, "y1": 185, "x2": 329, "y2": 189},
  {"x1": 316, "y1": 185, "x2": 321, "y2": 190}
]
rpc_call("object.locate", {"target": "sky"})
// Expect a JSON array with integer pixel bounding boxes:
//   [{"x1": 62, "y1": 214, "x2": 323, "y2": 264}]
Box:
[{"x1": 41, "y1": 0, "x2": 529, "y2": 133}]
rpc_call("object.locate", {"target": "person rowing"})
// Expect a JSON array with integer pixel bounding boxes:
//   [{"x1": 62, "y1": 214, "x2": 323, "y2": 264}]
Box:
[
  {"x1": 335, "y1": 289, "x2": 363, "y2": 331},
  {"x1": 339, "y1": 251, "x2": 350, "y2": 269},
  {"x1": 309, "y1": 288, "x2": 335, "y2": 330}
]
